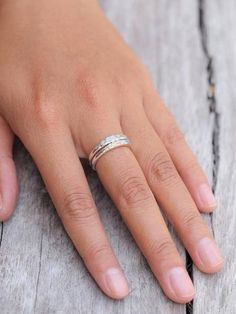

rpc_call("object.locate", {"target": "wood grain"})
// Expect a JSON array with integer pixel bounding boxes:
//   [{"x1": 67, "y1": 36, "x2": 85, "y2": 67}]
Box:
[
  {"x1": 194, "y1": 1, "x2": 236, "y2": 313},
  {"x1": 0, "y1": 0, "x2": 232, "y2": 313}
]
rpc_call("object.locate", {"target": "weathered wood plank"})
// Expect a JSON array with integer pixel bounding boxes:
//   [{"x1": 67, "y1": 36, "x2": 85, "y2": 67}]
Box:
[
  {"x1": 194, "y1": 1, "x2": 236, "y2": 313},
  {"x1": 0, "y1": 1, "x2": 216, "y2": 313}
]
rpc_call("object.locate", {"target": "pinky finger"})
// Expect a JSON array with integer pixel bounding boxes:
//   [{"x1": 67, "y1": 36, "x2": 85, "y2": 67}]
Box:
[
  {"x1": 144, "y1": 93, "x2": 217, "y2": 213},
  {"x1": 0, "y1": 116, "x2": 19, "y2": 221}
]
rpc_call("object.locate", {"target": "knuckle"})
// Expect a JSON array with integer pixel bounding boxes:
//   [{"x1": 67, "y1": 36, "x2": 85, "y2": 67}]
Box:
[
  {"x1": 181, "y1": 210, "x2": 203, "y2": 229},
  {"x1": 148, "y1": 238, "x2": 175, "y2": 260},
  {"x1": 147, "y1": 152, "x2": 178, "y2": 184},
  {"x1": 77, "y1": 72, "x2": 103, "y2": 110},
  {"x1": 164, "y1": 123, "x2": 185, "y2": 147},
  {"x1": 183, "y1": 158, "x2": 200, "y2": 173},
  {"x1": 119, "y1": 174, "x2": 153, "y2": 207},
  {"x1": 61, "y1": 191, "x2": 96, "y2": 223},
  {"x1": 85, "y1": 243, "x2": 112, "y2": 261},
  {"x1": 30, "y1": 96, "x2": 60, "y2": 130}
]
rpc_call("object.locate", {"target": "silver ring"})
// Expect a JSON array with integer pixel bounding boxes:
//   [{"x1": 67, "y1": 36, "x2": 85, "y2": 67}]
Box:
[{"x1": 89, "y1": 134, "x2": 131, "y2": 170}]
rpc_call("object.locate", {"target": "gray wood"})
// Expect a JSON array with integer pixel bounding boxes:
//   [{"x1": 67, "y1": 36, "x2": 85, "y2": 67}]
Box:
[
  {"x1": 0, "y1": 0, "x2": 231, "y2": 313},
  {"x1": 194, "y1": 1, "x2": 236, "y2": 313}
]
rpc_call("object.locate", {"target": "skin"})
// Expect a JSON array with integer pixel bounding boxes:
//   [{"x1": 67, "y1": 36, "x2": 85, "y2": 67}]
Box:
[{"x1": 0, "y1": 0, "x2": 223, "y2": 304}]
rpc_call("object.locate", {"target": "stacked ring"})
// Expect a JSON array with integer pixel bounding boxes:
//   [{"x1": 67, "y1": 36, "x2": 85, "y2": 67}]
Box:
[{"x1": 89, "y1": 134, "x2": 131, "y2": 170}]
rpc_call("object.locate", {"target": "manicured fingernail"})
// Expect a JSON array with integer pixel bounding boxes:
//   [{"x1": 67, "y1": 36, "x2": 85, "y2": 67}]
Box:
[
  {"x1": 105, "y1": 268, "x2": 129, "y2": 298},
  {"x1": 168, "y1": 267, "x2": 195, "y2": 299},
  {"x1": 198, "y1": 184, "x2": 217, "y2": 209},
  {"x1": 197, "y1": 237, "x2": 224, "y2": 269}
]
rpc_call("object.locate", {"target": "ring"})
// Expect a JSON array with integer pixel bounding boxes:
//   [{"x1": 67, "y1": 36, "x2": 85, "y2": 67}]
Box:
[{"x1": 89, "y1": 134, "x2": 131, "y2": 170}]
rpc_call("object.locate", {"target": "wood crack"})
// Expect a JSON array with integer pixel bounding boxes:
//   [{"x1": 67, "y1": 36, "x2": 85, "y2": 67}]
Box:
[
  {"x1": 187, "y1": 1, "x2": 221, "y2": 313},
  {"x1": 0, "y1": 222, "x2": 3, "y2": 249},
  {"x1": 186, "y1": 250, "x2": 194, "y2": 314},
  {"x1": 199, "y1": 0, "x2": 220, "y2": 238}
]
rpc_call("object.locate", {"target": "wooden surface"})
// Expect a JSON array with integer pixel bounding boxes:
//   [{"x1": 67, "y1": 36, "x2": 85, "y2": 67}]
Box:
[{"x1": 0, "y1": 1, "x2": 235, "y2": 313}]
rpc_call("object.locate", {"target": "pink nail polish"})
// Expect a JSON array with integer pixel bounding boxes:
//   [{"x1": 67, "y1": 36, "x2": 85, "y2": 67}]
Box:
[
  {"x1": 197, "y1": 237, "x2": 224, "y2": 269},
  {"x1": 198, "y1": 184, "x2": 217, "y2": 209},
  {"x1": 105, "y1": 268, "x2": 129, "y2": 298},
  {"x1": 168, "y1": 267, "x2": 195, "y2": 298}
]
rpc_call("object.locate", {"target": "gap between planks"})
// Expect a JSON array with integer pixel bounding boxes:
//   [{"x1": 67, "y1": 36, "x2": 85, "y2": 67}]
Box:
[{"x1": 186, "y1": 1, "x2": 221, "y2": 313}]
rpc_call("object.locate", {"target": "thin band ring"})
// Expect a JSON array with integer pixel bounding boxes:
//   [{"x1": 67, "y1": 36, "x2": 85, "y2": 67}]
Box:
[{"x1": 89, "y1": 134, "x2": 131, "y2": 170}]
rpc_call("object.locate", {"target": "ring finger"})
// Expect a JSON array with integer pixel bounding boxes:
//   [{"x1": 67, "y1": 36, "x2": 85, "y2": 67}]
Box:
[{"x1": 122, "y1": 107, "x2": 223, "y2": 274}]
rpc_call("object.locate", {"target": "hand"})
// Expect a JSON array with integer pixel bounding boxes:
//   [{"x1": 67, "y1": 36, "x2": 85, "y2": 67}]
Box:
[{"x1": 0, "y1": 0, "x2": 223, "y2": 303}]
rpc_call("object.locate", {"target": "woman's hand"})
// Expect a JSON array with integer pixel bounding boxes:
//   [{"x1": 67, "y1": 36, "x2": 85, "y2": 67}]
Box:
[{"x1": 0, "y1": 0, "x2": 223, "y2": 303}]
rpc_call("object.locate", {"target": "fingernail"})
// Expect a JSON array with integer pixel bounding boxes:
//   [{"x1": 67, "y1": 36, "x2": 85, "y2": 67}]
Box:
[
  {"x1": 168, "y1": 267, "x2": 195, "y2": 299},
  {"x1": 197, "y1": 237, "x2": 224, "y2": 269},
  {"x1": 105, "y1": 268, "x2": 129, "y2": 298},
  {"x1": 198, "y1": 183, "x2": 217, "y2": 209}
]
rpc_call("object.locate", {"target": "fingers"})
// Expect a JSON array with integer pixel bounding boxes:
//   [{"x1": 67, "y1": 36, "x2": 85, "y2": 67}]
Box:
[
  {"x1": 0, "y1": 116, "x2": 18, "y2": 222},
  {"x1": 87, "y1": 135, "x2": 195, "y2": 303},
  {"x1": 123, "y1": 109, "x2": 223, "y2": 274},
  {"x1": 25, "y1": 126, "x2": 129, "y2": 300},
  {"x1": 143, "y1": 93, "x2": 217, "y2": 213}
]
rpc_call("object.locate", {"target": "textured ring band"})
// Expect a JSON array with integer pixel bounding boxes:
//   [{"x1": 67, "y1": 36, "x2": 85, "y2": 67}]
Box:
[{"x1": 89, "y1": 134, "x2": 131, "y2": 170}]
